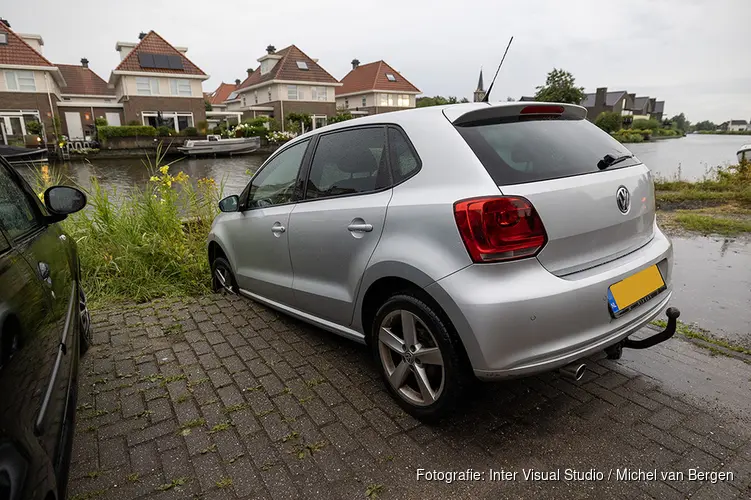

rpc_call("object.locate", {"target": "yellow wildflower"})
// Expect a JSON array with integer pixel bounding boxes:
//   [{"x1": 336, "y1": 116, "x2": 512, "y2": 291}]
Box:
[
  {"x1": 149, "y1": 175, "x2": 159, "y2": 182},
  {"x1": 159, "y1": 165, "x2": 169, "y2": 175}
]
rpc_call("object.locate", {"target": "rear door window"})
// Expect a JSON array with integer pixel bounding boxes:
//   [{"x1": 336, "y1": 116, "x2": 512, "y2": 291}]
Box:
[
  {"x1": 388, "y1": 127, "x2": 420, "y2": 183},
  {"x1": 455, "y1": 118, "x2": 641, "y2": 185},
  {"x1": 305, "y1": 127, "x2": 389, "y2": 200}
]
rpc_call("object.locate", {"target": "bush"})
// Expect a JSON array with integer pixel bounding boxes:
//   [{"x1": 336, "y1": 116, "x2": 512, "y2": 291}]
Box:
[
  {"x1": 595, "y1": 111, "x2": 622, "y2": 133},
  {"x1": 181, "y1": 127, "x2": 198, "y2": 136},
  {"x1": 95, "y1": 117, "x2": 108, "y2": 127},
  {"x1": 243, "y1": 116, "x2": 270, "y2": 127},
  {"x1": 196, "y1": 120, "x2": 209, "y2": 135},
  {"x1": 157, "y1": 126, "x2": 173, "y2": 137},
  {"x1": 631, "y1": 118, "x2": 660, "y2": 131},
  {"x1": 211, "y1": 126, "x2": 222, "y2": 135},
  {"x1": 329, "y1": 112, "x2": 354, "y2": 124},
  {"x1": 26, "y1": 120, "x2": 43, "y2": 135},
  {"x1": 34, "y1": 145, "x2": 223, "y2": 306},
  {"x1": 97, "y1": 125, "x2": 157, "y2": 141}
]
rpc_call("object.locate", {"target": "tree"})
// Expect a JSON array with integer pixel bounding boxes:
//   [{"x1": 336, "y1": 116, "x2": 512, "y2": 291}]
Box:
[
  {"x1": 416, "y1": 95, "x2": 468, "y2": 107},
  {"x1": 595, "y1": 112, "x2": 622, "y2": 133},
  {"x1": 204, "y1": 100, "x2": 212, "y2": 111},
  {"x1": 506, "y1": 96, "x2": 516, "y2": 102},
  {"x1": 533, "y1": 68, "x2": 585, "y2": 104},
  {"x1": 669, "y1": 113, "x2": 690, "y2": 133},
  {"x1": 632, "y1": 118, "x2": 660, "y2": 131},
  {"x1": 694, "y1": 120, "x2": 717, "y2": 131}
]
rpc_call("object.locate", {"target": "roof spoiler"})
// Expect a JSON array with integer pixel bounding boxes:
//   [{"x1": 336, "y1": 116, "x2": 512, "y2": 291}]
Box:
[{"x1": 447, "y1": 103, "x2": 587, "y2": 126}]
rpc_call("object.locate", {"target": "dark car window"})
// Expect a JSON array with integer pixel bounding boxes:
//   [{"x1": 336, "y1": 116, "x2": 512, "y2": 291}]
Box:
[
  {"x1": 455, "y1": 118, "x2": 641, "y2": 185},
  {"x1": 305, "y1": 127, "x2": 389, "y2": 200},
  {"x1": 388, "y1": 127, "x2": 420, "y2": 183},
  {"x1": 0, "y1": 164, "x2": 42, "y2": 240},
  {"x1": 247, "y1": 139, "x2": 309, "y2": 209}
]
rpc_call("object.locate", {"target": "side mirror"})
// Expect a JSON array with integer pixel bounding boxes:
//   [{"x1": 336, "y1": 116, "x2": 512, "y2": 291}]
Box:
[
  {"x1": 44, "y1": 186, "x2": 87, "y2": 215},
  {"x1": 218, "y1": 195, "x2": 240, "y2": 213}
]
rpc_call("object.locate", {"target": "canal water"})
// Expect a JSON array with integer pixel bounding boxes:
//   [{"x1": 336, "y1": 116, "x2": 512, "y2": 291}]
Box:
[{"x1": 13, "y1": 135, "x2": 751, "y2": 344}]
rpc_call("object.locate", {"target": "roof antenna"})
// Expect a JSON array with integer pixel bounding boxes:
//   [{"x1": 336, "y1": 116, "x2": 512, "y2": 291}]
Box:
[{"x1": 482, "y1": 36, "x2": 514, "y2": 103}]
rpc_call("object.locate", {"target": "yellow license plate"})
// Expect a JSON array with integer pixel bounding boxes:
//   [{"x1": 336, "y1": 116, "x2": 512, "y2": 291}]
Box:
[{"x1": 607, "y1": 265, "x2": 665, "y2": 317}]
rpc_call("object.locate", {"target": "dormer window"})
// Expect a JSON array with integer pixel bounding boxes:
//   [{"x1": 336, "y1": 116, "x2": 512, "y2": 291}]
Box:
[
  {"x1": 386, "y1": 73, "x2": 396, "y2": 82},
  {"x1": 0, "y1": 32, "x2": 8, "y2": 45},
  {"x1": 296, "y1": 61, "x2": 308, "y2": 70}
]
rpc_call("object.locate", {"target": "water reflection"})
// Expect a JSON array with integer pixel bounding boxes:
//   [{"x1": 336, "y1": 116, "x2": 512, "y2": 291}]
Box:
[{"x1": 17, "y1": 153, "x2": 270, "y2": 197}]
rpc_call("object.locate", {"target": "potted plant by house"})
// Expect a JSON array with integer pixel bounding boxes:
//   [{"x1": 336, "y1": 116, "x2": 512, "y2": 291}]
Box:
[{"x1": 24, "y1": 120, "x2": 44, "y2": 147}]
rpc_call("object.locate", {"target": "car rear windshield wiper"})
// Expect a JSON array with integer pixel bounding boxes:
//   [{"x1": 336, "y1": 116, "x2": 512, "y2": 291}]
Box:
[{"x1": 598, "y1": 153, "x2": 634, "y2": 170}]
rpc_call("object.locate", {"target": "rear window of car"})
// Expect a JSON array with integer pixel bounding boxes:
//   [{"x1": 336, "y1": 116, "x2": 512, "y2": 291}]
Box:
[{"x1": 454, "y1": 118, "x2": 641, "y2": 185}]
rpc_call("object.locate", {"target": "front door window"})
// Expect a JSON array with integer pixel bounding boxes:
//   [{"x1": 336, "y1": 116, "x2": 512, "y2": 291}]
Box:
[{"x1": 246, "y1": 140, "x2": 310, "y2": 209}]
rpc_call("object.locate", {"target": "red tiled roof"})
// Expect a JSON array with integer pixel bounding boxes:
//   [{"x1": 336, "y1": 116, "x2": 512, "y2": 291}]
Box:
[
  {"x1": 238, "y1": 45, "x2": 338, "y2": 89},
  {"x1": 337, "y1": 60, "x2": 420, "y2": 95},
  {"x1": 208, "y1": 82, "x2": 238, "y2": 104},
  {"x1": 57, "y1": 64, "x2": 114, "y2": 95},
  {"x1": 114, "y1": 31, "x2": 206, "y2": 76},
  {"x1": 0, "y1": 24, "x2": 54, "y2": 67}
]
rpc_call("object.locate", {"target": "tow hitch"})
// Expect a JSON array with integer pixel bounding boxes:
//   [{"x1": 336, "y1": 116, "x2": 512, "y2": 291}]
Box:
[{"x1": 605, "y1": 307, "x2": 680, "y2": 360}]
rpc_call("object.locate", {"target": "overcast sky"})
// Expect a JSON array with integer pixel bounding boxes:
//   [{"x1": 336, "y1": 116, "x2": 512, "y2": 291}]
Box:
[{"x1": 4, "y1": 0, "x2": 750, "y2": 123}]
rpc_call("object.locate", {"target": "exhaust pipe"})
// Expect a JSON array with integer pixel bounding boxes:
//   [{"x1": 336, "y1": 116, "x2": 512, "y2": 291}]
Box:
[{"x1": 559, "y1": 362, "x2": 587, "y2": 381}]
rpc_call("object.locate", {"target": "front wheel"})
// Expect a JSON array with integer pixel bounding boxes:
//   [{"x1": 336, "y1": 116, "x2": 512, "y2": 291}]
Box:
[
  {"x1": 79, "y1": 286, "x2": 92, "y2": 355},
  {"x1": 371, "y1": 292, "x2": 471, "y2": 422},
  {"x1": 211, "y1": 257, "x2": 238, "y2": 294}
]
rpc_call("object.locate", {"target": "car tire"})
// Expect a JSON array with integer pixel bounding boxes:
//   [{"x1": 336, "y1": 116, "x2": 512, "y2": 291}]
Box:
[
  {"x1": 79, "y1": 286, "x2": 92, "y2": 355},
  {"x1": 371, "y1": 292, "x2": 471, "y2": 422},
  {"x1": 211, "y1": 257, "x2": 238, "y2": 294}
]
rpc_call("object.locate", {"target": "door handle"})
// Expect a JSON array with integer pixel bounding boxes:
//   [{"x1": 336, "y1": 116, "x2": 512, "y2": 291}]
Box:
[
  {"x1": 38, "y1": 262, "x2": 52, "y2": 285},
  {"x1": 347, "y1": 223, "x2": 373, "y2": 233},
  {"x1": 271, "y1": 223, "x2": 286, "y2": 234}
]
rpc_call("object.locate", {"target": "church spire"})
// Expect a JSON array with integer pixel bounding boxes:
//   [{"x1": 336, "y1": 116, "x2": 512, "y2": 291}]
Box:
[
  {"x1": 476, "y1": 68, "x2": 484, "y2": 92},
  {"x1": 473, "y1": 67, "x2": 486, "y2": 102}
]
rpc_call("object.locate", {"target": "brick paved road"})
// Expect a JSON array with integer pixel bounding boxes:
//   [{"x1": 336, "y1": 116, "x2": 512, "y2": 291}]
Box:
[{"x1": 68, "y1": 295, "x2": 751, "y2": 500}]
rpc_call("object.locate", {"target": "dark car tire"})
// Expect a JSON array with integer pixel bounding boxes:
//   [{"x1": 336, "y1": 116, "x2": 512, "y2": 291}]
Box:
[
  {"x1": 79, "y1": 286, "x2": 92, "y2": 355},
  {"x1": 371, "y1": 292, "x2": 472, "y2": 422},
  {"x1": 211, "y1": 257, "x2": 238, "y2": 294}
]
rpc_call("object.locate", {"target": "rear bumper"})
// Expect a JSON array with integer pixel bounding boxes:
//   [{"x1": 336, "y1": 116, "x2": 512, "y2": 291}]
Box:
[{"x1": 425, "y1": 226, "x2": 674, "y2": 380}]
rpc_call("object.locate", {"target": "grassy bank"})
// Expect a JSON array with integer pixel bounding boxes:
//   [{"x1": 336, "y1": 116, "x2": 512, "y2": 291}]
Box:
[
  {"x1": 654, "y1": 160, "x2": 751, "y2": 236},
  {"x1": 36, "y1": 146, "x2": 222, "y2": 308}
]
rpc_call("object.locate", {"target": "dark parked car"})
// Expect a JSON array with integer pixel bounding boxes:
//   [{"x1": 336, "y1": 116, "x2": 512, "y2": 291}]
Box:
[{"x1": 0, "y1": 155, "x2": 89, "y2": 500}]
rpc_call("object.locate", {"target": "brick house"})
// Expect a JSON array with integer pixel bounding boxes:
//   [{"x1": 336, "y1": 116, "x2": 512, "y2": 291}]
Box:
[
  {"x1": 108, "y1": 31, "x2": 208, "y2": 132},
  {"x1": 232, "y1": 45, "x2": 341, "y2": 130},
  {"x1": 56, "y1": 59, "x2": 122, "y2": 140},
  {"x1": 0, "y1": 19, "x2": 67, "y2": 143},
  {"x1": 206, "y1": 80, "x2": 244, "y2": 128},
  {"x1": 335, "y1": 60, "x2": 420, "y2": 115}
]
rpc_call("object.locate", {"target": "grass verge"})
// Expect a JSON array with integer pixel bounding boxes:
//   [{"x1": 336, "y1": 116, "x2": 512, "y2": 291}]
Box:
[{"x1": 651, "y1": 319, "x2": 751, "y2": 357}]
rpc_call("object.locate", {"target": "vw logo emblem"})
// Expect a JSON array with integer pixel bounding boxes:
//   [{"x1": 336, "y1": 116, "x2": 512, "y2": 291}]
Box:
[{"x1": 616, "y1": 186, "x2": 631, "y2": 214}]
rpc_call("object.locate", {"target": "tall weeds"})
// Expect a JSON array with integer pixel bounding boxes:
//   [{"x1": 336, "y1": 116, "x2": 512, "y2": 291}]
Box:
[{"x1": 37, "y1": 145, "x2": 222, "y2": 307}]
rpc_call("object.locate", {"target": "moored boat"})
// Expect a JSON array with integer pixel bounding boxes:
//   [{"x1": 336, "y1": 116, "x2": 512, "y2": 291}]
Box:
[
  {"x1": 178, "y1": 135, "x2": 260, "y2": 156},
  {"x1": 738, "y1": 144, "x2": 751, "y2": 162},
  {"x1": 0, "y1": 145, "x2": 48, "y2": 165}
]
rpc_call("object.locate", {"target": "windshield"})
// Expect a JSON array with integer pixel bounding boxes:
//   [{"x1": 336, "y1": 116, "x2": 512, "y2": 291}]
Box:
[{"x1": 455, "y1": 118, "x2": 642, "y2": 185}]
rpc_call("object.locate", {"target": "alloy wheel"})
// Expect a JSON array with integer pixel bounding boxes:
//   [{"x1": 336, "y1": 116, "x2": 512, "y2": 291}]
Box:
[
  {"x1": 213, "y1": 265, "x2": 235, "y2": 294},
  {"x1": 378, "y1": 310, "x2": 445, "y2": 406}
]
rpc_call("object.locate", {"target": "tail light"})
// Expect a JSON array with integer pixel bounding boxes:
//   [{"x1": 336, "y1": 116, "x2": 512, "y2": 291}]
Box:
[{"x1": 454, "y1": 196, "x2": 547, "y2": 263}]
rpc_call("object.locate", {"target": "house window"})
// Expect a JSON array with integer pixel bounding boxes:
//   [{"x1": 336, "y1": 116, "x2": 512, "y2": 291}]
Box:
[
  {"x1": 0, "y1": 32, "x2": 7, "y2": 45},
  {"x1": 254, "y1": 91, "x2": 258, "y2": 104},
  {"x1": 362, "y1": 96, "x2": 366, "y2": 107},
  {"x1": 386, "y1": 73, "x2": 396, "y2": 82},
  {"x1": 260, "y1": 59, "x2": 274, "y2": 75},
  {"x1": 4, "y1": 70, "x2": 36, "y2": 92},
  {"x1": 287, "y1": 85, "x2": 298, "y2": 100},
  {"x1": 398, "y1": 94, "x2": 410, "y2": 107},
  {"x1": 344, "y1": 98, "x2": 349, "y2": 108},
  {"x1": 379, "y1": 94, "x2": 396, "y2": 107},
  {"x1": 296, "y1": 61, "x2": 308, "y2": 70},
  {"x1": 141, "y1": 111, "x2": 193, "y2": 132},
  {"x1": 311, "y1": 87, "x2": 327, "y2": 101},
  {"x1": 136, "y1": 77, "x2": 159, "y2": 96},
  {"x1": 169, "y1": 79, "x2": 191, "y2": 96}
]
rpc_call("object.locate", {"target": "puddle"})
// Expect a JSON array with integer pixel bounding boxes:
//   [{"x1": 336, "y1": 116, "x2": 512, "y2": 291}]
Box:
[{"x1": 669, "y1": 236, "x2": 751, "y2": 347}]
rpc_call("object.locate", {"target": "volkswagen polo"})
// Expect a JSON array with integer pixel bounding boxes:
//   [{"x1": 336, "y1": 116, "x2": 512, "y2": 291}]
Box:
[{"x1": 208, "y1": 102, "x2": 680, "y2": 420}]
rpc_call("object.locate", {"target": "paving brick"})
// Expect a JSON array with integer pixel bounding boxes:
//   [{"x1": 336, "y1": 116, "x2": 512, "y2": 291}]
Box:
[{"x1": 646, "y1": 407, "x2": 687, "y2": 431}]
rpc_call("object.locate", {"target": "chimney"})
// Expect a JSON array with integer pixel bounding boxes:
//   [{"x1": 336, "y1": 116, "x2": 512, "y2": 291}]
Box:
[
  {"x1": 0, "y1": 18, "x2": 9, "y2": 28},
  {"x1": 138, "y1": 32, "x2": 147, "y2": 40},
  {"x1": 594, "y1": 87, "x2": 607, "y2": 109},
  {"x1": 246, "y1": 68, "x2": 254, "y2": 76},
  {"x1": 266, "y1": 45, "x2": 276, "y2": 54},
  {"x1": 81, "y1": 57, "x2": 89, "y2": 68},
  {"x1": 351, "y1": 58, "x2": 360, "y2": 70},
  {"x1": 235, "y1": 78, "x2": 241, "y2": 86}
]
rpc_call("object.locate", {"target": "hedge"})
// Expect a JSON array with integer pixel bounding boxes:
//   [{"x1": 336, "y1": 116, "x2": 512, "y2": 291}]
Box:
[{"x1": 97, "y1": 125, "x2": 157, "y2": 141}]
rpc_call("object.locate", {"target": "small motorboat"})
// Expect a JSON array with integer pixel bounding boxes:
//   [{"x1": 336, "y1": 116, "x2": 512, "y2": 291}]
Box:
[
  {"x1": 738, "y1": 144, "x2": 751, "y2": 162},
  {"x1": 0, "y1": 145, "x2": 48, "y2": 165},
  {"x1": 178, "y1": 135, "x2": 261, "y2": 156}
]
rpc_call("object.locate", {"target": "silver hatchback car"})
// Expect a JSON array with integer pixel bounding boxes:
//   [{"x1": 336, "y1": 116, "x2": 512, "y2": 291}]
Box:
[{"x1": 208, "y1": 102, "x2": 680, "y2": 420}]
